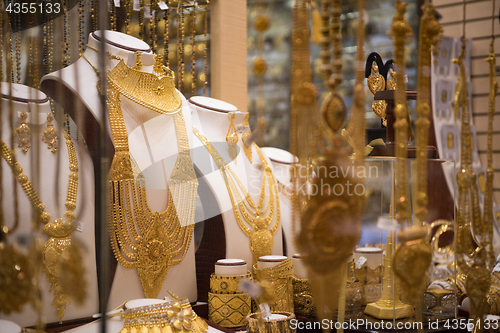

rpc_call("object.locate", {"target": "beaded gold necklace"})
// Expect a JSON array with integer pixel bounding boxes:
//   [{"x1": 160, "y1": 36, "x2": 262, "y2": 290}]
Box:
[
  {"x1": 193, "y1": 127, "x2": 280, "y2": 266},
  {"x1": 0, "y1": 131, "x2": 84, "y2": 322},
  {"x1": 105, "y1": 57, "x2": 198, "y2": 299}
]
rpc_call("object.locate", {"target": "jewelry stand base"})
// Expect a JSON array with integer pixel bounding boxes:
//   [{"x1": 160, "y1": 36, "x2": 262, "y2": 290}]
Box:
[{"x1": 364, "y1": 301, "x2": 413, "y2": 320}]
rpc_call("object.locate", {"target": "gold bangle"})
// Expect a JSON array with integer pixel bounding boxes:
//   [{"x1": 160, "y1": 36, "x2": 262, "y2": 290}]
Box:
[
  {"x1": 292, "y1": 276, "x2": 315, "y2": 315},
  {"x1": 208, "y1": 292, "x2": 251, "y2": 328},
  {"x1": 210, "y1": 271, "x2": 253, "y2": 294},
  {"x1": 246, "y1": 311, "x2": 296, "y2": 333},
  {"x1": 119, "y1": 296, "x2": 208, "y2": 333},
  {"x1": 253, "y1": 259, "x2": 294, "y2": 313}
]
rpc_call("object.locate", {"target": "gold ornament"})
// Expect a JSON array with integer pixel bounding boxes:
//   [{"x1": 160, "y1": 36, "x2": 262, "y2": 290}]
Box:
[
  {"x1": 252, "y1": 56, "x2": 267, "y2": 76},
  {"x1": 16, "y1": 110, "x2": 31, "y2": 154},
  {"x1": 1, "y1": 131, "x2": 85, "y2": 322},
  {"x1": 367, "y1": 65, "x2": 386, "y2": 95},
  {"x1": 253, "y1": 14, "x2": 270, "y2": 33},
  {"x1": 253, "y1": 259, "x2": 294, "y2": 313},
  {"x1": 210, "y1": 271, "x2": 253, "y2": 294},
  {"x1": 208, "y1": 292, "x2": 251, "y2": 328},
  {"x1": 194, "y1": 127, "x2": 280, "y2": 265},
  {"x1": 241, "y1": 113, "x2": 253, "y2": 163},
  {"x1": 226, "y1": 113, "x2": 238, "y2": 164},
  {"x1": 292, "y1": 276, "x2": 315, "y2": 315},
  {"x1": 293, "y1": 0, "x2": 366, "y2": 328},
  {"x1": 106, "y1": 58, "x2": 198, "y2": 298},
  {"x1": 246, "y1": 311, "x2": 296, "y2": 333},
  {"x1": 454, "y1": 0, "x2": 497, "y2": 326},
  {"x1": 42, "y1": 112, "x2": 58, "y2": 153},
  {"x1": 119, "y1": 294, "x2": 208, "y2": 333}
]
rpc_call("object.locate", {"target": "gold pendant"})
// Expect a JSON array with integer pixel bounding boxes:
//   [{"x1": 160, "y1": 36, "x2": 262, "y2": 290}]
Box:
[
  {"x1": 372, "y1": 100, "x2": 387, "y2": 119},
  {"x1": 321, "y1": 92, "x2": 346, "y2": 133},
  {"x1": 249, "y1": 217, "x2": 274, "y2": 265},
  {"x1": 42, "y1": 218, "x2": 86, "y2": 322},
  {"x1": 136, "y1": 212, "x2": 172, "y2": 298},
  {"x1": 393, "y1": 238, "x2": 432, "y2": 304}
]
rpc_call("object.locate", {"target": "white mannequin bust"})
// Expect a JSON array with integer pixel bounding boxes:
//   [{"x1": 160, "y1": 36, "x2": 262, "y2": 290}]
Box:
[
  {"x1": 40, "y1": 31, "x2": 198, "y2": 307},
  {"x1": 0, "y1": 83, "x2": 98, "y2": 326},
  {"x1": 190, "y1": 96, "x2": 283, "y2": 268},
  {"x1": 259, "y1": 147, "x2": 298, "y2": 257}
]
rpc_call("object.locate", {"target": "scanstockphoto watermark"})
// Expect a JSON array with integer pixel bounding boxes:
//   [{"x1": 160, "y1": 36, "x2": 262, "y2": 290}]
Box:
[
  {"x1": 250, "y1": 161, "x2": 380, "y2": 197},
  {"x1": 288, "y1": 319, "x2": 424, "y2": 331}
]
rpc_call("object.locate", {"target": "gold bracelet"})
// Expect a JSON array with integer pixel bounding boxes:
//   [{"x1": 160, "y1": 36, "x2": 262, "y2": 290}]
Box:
[
  {"x1": 246, "y1": 311, "x2": 296, "y2": 333},
  {"x1": 208, "y1": 292, "x2": 252, "y2": 328},
  {"x1": 292, "y1": 276, "x2": 315, "y2": 315},
  {"x1": 119, "y1": 296, "x2": 208, "y2": 333},
  {"x1": 210, "y1": 271, "x2": 253, "y2": 294},
  {"x1": 253, "y1": 259, "x2": 294, "y2": 313}
]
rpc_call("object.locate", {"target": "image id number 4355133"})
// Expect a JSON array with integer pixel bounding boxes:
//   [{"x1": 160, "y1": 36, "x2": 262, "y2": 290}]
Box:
[{"x1": 4, "y1": 1, "x2": 61, "y2": 14}]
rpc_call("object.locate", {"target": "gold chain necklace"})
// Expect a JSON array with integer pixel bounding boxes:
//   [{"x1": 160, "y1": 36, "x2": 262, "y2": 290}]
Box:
[
  {"x1": 106, "y1": 58, "x2": 198, "y2": 298},
  {"x1": 193, "y1": 127, "x2": 280, "y2": 265},
  {"x1": 0, "y1": 131, "x2": 85, "y2": 322}
]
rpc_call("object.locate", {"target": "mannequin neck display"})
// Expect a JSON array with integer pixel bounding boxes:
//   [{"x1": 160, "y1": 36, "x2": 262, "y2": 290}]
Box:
[
  {"x1": 0, "y1": 83, "x2": 98, "y2": 326},
  {"x1": 40, "y1": 30, "x2": 198, "y2": 307},
  {"x1": 190, "y1": 96, "x2": 283, "y2": 268}
]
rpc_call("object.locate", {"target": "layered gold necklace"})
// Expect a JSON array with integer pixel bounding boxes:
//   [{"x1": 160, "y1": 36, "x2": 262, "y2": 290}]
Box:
[
  {"x1": 105, "y1": 57, "x2": 198, "y2": 298},
  {"x1": 0, "y1": 131, "x2": 85, "y2": 322},
  {"x1": 193, "y1": 127, "x2": 280, "y2": 266}
]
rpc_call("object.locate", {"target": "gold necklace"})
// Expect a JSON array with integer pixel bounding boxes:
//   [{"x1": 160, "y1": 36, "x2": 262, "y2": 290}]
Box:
[
  {"x1": 193, "y1": 127, "x2": 280, "y2": 266},
  {"x1": 454, "y1": 0, "x2": 496, "y2": 325},
  {"x1": 106, "y1": 58, "x2": 198, "y2": 298},
  {"x1": 392, "y1": 0, "x2": 441, "y2": 308},
  {"x1": 0, "y1": 131, "x2": 85, "y2": 322}
]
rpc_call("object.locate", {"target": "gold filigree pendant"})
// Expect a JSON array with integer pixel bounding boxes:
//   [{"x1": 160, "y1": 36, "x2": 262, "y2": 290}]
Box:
[{"x1": 136, "y1": 212, "x2": 172, "y2": 298}]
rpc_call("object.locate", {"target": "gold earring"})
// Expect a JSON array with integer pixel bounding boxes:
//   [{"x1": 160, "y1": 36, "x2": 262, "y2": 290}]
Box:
[
  {"x1": 226, "y1": 113, "x2": 238, "y2": 164},
  {"x1": 153, "y1": 54, "x2": 164, "y2": 75},
  {"x1": 132, "y1": 52, "x2": 143, "y2": 70},
  {"x1": 16, "y1": 110, "x2": 31, "y2": 153},
  {"x1": 367, "y1": 64, "x2": 387, "y2": 126},
  {"x1": 42, "y1": 112, "x2": 58, "y2": 153},
  {"x1": 241, "y1": 113, "x2": 253, "y2": 163}
]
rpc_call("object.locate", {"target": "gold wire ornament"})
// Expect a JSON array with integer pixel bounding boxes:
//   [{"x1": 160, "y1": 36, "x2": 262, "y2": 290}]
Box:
[
  {"x1": 226, "y1": 113, "x2": 238, "y2": 164},
  {"x1": 16, "y1": 110, "x2": 31, "y2": 153},
  {"x1": 42, "y1": 112, "x2": 58, "y2": 153},
  {"x1": 241, "y1": 113, "x2": 253, "y2": 163}
]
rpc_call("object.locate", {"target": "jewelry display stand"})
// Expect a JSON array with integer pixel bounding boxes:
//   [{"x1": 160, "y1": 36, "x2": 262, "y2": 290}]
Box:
[
  {"x1": 0, "y1": 83, "x2": 98, "y2": 326},
  {"x1": 40, "y1": 31, "x2": 198, "y2": 307},
  {"x1": 190, "y1": 96, "x2": 283, "y2": 268},
  {"x1": 260, "y1": 147, "x2": 298, "y2": 257}
]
